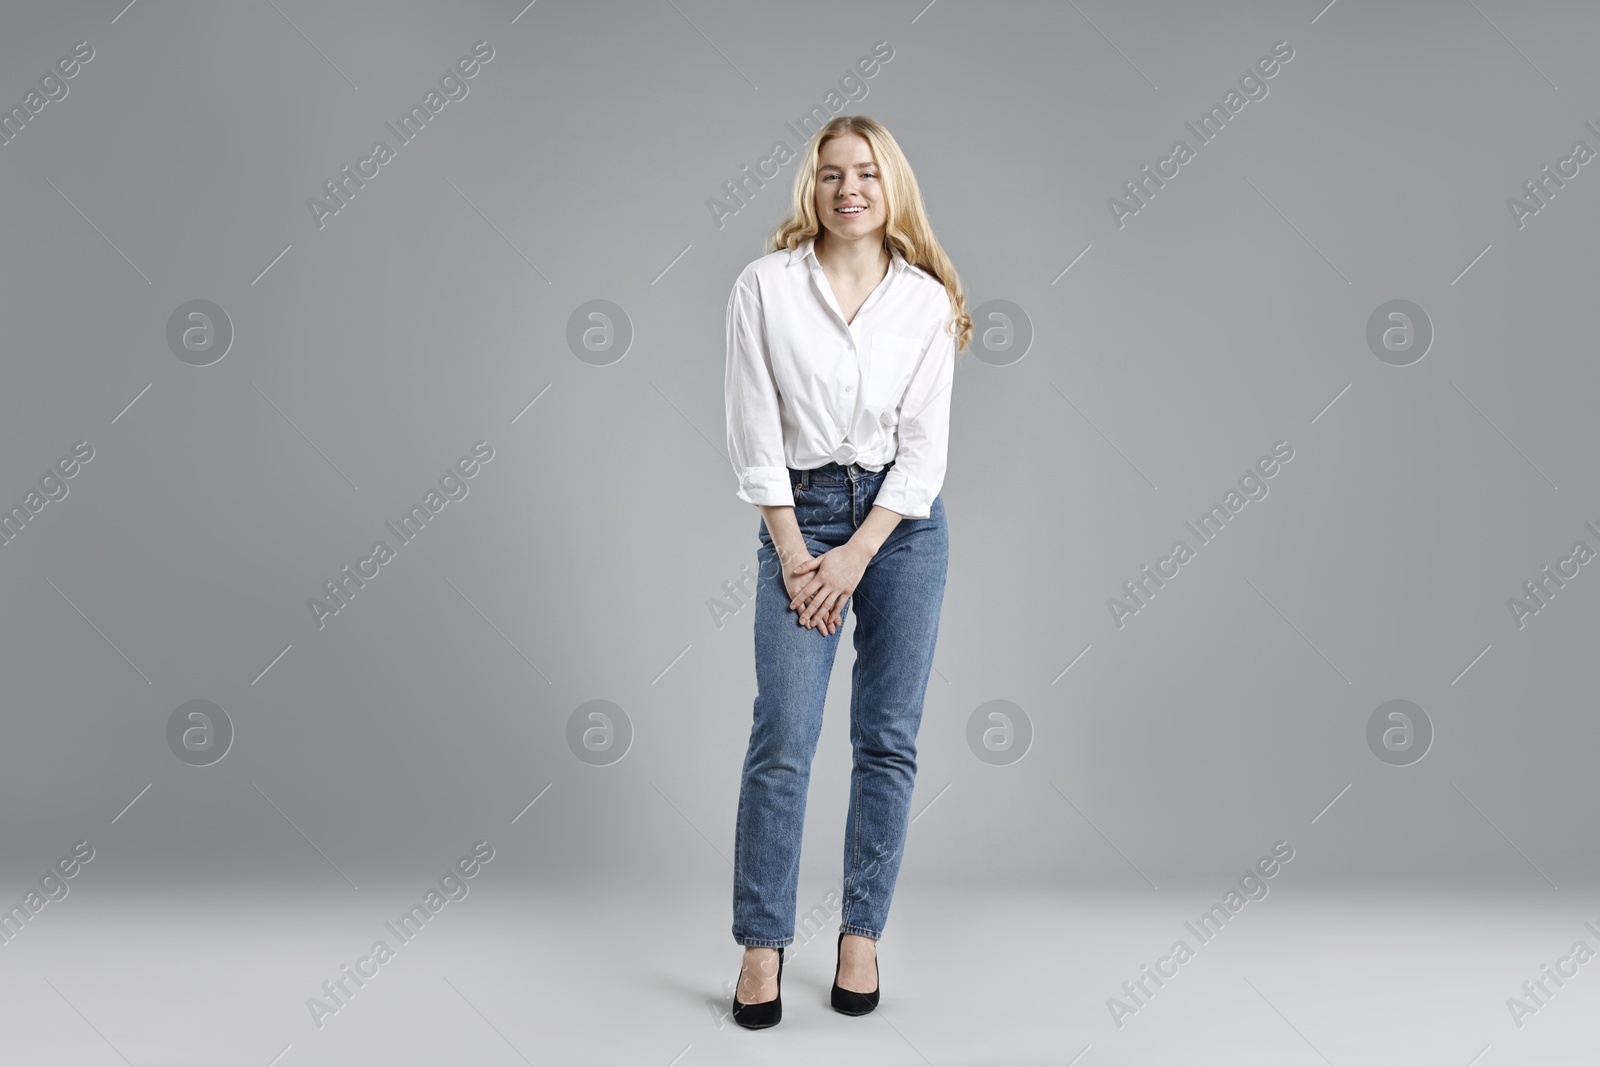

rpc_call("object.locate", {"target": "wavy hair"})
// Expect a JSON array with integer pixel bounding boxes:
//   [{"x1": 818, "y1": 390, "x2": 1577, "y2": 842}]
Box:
[{"x1": 766, "y1": 115, "x2": 972, "y2": 355}]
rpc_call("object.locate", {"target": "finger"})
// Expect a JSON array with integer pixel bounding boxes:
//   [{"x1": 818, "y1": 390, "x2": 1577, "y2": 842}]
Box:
[
  {"x1": 800, "y1": 579, "x2": 825, "y2": 614},
  {"x1": 807, "y1": 587, "x2": 841, "y2": 626},
  {"x1": 791, "y1": 585, "x2": 814, "y2": 612},
  {"x1": 804, "y1": 584, "x2": 836, "y2": 623},
  {"x1": 792, "y1": 576, "x2": 823, "y2": 613},
  {"x1": 798, "y1": 579, "x2": 820, "y2": 608}
]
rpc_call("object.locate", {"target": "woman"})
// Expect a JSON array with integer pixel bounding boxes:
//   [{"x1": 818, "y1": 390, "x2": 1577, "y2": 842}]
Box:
[{"x1": 722, "y1": 114, "x2": 971, "y2": 1029}]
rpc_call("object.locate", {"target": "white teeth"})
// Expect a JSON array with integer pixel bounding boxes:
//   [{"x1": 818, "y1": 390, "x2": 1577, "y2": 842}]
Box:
[{"x1": 838, "y1": 206, "x2": 864, "y2": 214}]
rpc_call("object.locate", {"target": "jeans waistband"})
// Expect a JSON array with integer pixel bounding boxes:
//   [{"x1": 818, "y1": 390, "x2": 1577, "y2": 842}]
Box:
[{"x1": 790, "y1": 459, "x2": 893, "y2": 489}]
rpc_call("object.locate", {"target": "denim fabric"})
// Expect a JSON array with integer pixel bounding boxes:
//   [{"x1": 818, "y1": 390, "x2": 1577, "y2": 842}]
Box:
[{"x1": 732, "y1": 459, "x2": 949, "y2": 946}]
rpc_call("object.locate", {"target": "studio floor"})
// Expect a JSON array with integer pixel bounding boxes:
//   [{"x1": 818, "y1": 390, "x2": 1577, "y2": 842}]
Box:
[{"x1": 2, "y1": 875, "x2": 1594, "y2": 1065}]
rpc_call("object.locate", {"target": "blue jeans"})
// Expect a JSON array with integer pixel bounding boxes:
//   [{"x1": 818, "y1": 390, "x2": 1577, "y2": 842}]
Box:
[{"x1": 732, "y1": 460, "x2": 949, "y2": 946}]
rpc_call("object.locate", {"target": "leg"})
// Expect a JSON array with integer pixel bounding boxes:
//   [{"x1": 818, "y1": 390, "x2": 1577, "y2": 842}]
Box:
[
  {"x1": 731, "y1": 531, "x2": 852, "y2": 948},
  {"x1": 839, "y1": 495, "x2": 949, "y2": 943}
]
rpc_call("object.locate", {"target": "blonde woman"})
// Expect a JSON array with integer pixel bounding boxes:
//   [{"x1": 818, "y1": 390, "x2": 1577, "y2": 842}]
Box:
[{"x1": 723, "y1": 114, "x2": 971, "y2": 1029}]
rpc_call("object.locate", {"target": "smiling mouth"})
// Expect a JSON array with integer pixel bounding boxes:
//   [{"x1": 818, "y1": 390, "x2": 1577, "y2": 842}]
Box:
[{"x1": 836, "y1": 205, "x2": 866, "y2": 216}]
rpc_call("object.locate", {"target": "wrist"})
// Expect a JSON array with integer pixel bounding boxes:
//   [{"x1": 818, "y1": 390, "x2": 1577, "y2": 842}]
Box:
[
  {"x1": 845, "y1": 534, "x2": 880, "y2": 561},
  {"x1": 775, "y1": 537, "x2": 810, "y2": 565}
]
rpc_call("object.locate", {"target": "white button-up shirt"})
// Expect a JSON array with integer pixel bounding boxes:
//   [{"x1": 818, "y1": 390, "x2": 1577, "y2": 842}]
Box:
[{"x1": 724, "y1": 236, "x2": 955, "y2": 520}]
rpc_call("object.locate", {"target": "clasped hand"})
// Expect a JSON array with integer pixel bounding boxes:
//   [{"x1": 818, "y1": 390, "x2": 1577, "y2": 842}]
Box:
[{"x1": 783, "y1": 542, "x2": 868, "y2": 636}]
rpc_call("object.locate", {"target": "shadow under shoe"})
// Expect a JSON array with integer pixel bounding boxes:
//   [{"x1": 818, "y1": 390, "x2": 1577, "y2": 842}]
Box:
[
  {"x1": 830, "y1": 930, "x2": 880, "y2": 1016},
  {"x1": 731, "y1": 946, "x2": 785, "y2": 1030}
]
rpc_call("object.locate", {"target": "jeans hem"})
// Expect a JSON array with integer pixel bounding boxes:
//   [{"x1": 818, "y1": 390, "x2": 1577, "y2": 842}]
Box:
[
  {"x1": 839, "y1": 922, "x2": 880, "y2": 940},
  {"x1": 734, "y1": 935, "x2": 793, "y2": 948}
]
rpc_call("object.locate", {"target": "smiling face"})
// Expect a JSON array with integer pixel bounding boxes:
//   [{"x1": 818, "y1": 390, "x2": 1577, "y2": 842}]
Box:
[{"x1": 814, "y1": 133, "x2": 886, "y2": 243}]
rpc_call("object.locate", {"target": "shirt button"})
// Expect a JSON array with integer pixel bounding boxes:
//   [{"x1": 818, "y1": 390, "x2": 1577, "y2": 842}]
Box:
[{"x1": 844, "y1": 384, "x2": 853, "y2": 393}]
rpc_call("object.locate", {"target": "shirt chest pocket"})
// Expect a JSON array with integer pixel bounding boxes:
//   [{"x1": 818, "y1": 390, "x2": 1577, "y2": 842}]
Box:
[{"x1": 865, "y1": 332, "x2": 922, "y2": 411}]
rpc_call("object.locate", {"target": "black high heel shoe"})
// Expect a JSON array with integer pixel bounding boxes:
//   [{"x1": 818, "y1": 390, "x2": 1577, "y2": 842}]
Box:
[
  {"x1": 830, "y1": 930, "x2": 880, "y2": 1015},
  {"x1": 731, "y1": 947, "x2": 785, "y2": 1030}
]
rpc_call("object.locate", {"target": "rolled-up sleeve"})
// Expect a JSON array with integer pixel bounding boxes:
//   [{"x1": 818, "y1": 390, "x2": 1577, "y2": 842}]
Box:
[
  {"x1": 724, "y1": 276, "x2": 794, "y2": 509},
  {"x1": 872, "y1": 298, "x2": 955, "y2": 520}
]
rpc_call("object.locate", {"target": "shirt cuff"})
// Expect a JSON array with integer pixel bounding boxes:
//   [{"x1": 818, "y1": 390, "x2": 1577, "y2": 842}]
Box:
[
  {"x1": 735, "y1": 465, "x2": 795, "y2": 508},
  {"x1": 871, "y1": 467, "x2": 935, "y2": 520}
]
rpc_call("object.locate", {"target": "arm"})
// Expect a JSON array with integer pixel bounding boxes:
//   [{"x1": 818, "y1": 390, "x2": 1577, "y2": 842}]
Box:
[
  {"x1": 867, "y1": 299, "x2": 956, "y2": 522},
  {"x1": 724, "y1": 277, "x2": 793, "y2": 513},
  {"x1": 759, "y1": 503, "x2": 810, "y2": 578},
  {"x1": 725, "y1": 278, "x2": 816, "y2": 604}
]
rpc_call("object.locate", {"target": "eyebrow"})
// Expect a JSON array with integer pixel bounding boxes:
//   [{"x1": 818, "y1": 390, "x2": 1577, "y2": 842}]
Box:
[{"x1": 818, "y1": 162, "x2": 877, "y2": 172}]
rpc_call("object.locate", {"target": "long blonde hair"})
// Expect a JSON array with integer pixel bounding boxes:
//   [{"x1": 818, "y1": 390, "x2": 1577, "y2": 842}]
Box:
[{"x1": 766, "y1": 115, "x2": 972, "y2": 355}]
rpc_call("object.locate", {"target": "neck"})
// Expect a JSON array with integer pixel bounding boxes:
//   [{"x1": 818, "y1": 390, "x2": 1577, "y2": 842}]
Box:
[{"x1": 815, "y1": 229, "x2": 889, "y2": 277}]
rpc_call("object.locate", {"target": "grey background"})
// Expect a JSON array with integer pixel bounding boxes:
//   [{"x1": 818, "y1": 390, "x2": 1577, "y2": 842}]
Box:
[
  {"x1": 3, "y1": 0, "x2": 1600, "y2": 1045},
  {"x1": 5, "y1": 0, "x2": 1597, "y2": 890}
]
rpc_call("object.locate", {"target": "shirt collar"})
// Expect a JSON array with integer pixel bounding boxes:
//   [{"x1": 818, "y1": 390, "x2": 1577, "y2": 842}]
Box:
[{"x1": 790, "y1": 235, "x2": 922, "y2": 279}]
